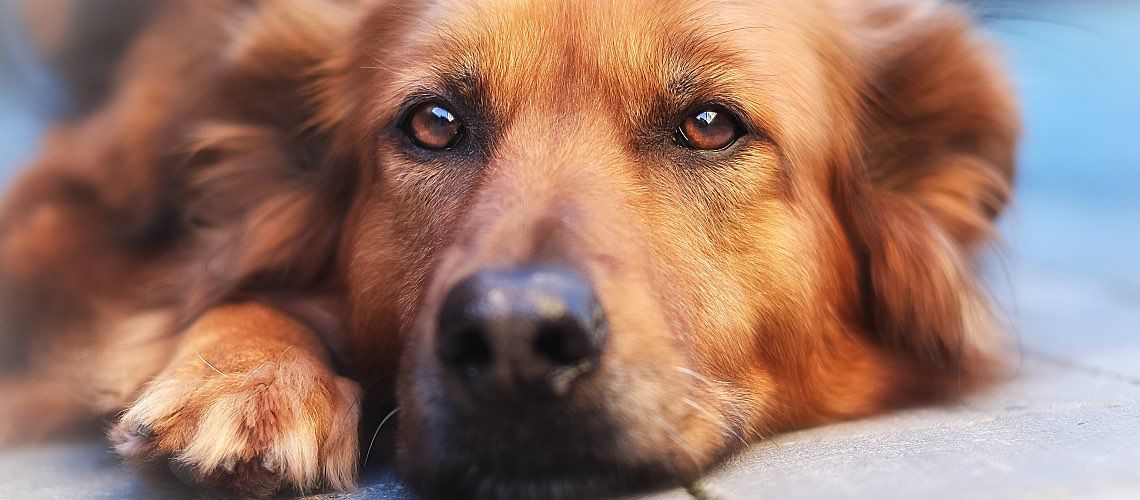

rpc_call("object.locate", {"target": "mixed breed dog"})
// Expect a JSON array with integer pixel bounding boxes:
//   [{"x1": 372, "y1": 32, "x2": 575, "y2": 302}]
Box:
[{"x1": 0, "y1": 0, "x2": 1018, "y2": 497}]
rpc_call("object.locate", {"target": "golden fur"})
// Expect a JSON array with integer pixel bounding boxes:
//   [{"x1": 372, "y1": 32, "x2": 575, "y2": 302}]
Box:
[{"x1": 0, "y1": 0, "x2": 1018, "y2": 497}]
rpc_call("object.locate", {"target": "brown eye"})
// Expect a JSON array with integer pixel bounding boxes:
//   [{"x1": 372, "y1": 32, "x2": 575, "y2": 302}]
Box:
[
  {"x1": 675, "y1": 108, "x2": 743, "y2": 151},
  {"x1": 402, "y1": 102, "x2": 462, "y2": 150}
]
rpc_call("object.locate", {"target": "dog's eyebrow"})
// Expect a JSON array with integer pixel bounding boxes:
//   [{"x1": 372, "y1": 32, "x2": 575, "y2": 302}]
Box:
[
  {"x1": 662, "y1": 69, "x2": 749, "y2": 127},
  {"x1": 396, "y1": 65, "x2": 489, "y2": 122},
  {"x1": 667, "y1": 71, "x2": 724, "y2": 105},
  {"x1": 441, "y1": 66, "x2": 481, "y2": 97},
  {"x1": 432, "y1": 65, "x2": 498, "y2": 123}
]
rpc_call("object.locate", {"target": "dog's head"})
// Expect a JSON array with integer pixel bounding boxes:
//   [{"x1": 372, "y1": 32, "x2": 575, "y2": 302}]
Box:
[{"x1": 181, "y1": 0, "x2": 1017, "y2": 496}]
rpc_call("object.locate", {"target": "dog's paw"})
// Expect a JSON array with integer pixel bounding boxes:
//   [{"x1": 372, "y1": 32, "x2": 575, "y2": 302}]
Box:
[{"x1": 110, "y1": 351, "x2": 361, "y2": 498}]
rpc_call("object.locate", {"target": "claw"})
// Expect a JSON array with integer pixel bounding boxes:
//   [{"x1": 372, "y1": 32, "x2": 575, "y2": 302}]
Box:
[
  {"x1": 261, "y1": 455, "x2": 279, "y2": 473},
  {"x1": 221, "y1": 457, "x2": 237, "y2": 473},
  {"x1": 133, "y1": 424, "x2": 155, "y2": 439}
]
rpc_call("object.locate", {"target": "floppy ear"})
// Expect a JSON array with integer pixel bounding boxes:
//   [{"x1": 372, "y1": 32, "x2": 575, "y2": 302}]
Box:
[
  {"x1": 153, "y1": 0, "x2": 370, "y2": 313},
  {"x1": 843, "y1": 1, "x2": 1019, "y2": 379}
]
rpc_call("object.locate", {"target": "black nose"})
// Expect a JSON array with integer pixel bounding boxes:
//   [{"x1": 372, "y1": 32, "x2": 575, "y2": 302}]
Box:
[{"x1": 436, "y1": 266, "x2": 608, "y2": 398}]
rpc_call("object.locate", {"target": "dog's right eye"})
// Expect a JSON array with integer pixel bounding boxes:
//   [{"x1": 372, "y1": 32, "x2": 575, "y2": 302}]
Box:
[
  {"x1": 674, "y1": 107, "x2": 743, "y2": 151},
  {"x1": 400, "y1": 102, "x2": 463, "y2": 150}
]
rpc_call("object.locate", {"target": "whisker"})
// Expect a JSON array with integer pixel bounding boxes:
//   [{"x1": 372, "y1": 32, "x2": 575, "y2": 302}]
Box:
[
  {"x1": 196, "y1": 351, "x2": 225, "y2": 375},
  {"x1": 243, "y1": 361, "x2": 276, "y2": 381},
  {"x1": 682, "y1": 397, "x2": 746, "y2": 446},
  {"x1": 672, "y1": 366, "x2": 721, "y2": 388},
  {"x1": 242, "y1": 344, "x2": 298, "y2": 381},
  {"x1": 363, "y1": 407, "x2": 400, "y2": 467},
  {"x1": 672, "y1": 366, "x2": 792, "y2": 444},
  {"x1": 659, "y1": 416, "x2": 703, "y2": 475}
]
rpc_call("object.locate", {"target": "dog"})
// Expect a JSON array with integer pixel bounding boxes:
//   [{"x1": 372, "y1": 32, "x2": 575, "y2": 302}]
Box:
[{"x1": 0, "y1": 0, "x2": 1018, "y2": 497}]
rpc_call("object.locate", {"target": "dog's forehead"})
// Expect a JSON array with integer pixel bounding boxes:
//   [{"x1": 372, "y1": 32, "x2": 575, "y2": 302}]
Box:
[
  {"x1": 382, "y1": 2, "x2": 787, "y2": 87},
  {"x1": 418, "y1": 0, "x2": 779, "y2": 92},
  {"x1": 364, "y1": 0, "x2": 843, "y2": 155}
]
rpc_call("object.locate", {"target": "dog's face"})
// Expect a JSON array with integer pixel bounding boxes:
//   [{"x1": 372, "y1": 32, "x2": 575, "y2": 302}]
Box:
[{"x1": 316, "y1": 0, "x2": 1018, "y2": 496}]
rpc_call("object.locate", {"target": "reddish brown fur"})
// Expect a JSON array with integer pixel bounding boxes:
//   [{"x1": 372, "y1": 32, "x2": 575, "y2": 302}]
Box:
[{"x1": 0, "y1": 0, "x2": 1017, "y2": 497}]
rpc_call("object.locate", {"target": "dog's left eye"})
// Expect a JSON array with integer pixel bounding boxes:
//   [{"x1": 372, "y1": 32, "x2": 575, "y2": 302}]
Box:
[
  {"x1": 674, "y1": 108, "x2": 743, "y2": 151},
  {"x1": 400, "y1": 102, "x2": 463, "y2": 150}
]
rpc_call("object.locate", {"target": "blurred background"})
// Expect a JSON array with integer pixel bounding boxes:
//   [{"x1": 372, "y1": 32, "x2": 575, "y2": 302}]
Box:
[
  {"x1": 0, "y1": 0, "x2": 1137, "y2": 498},
  {"x1": 1, "y1": 0, "x2": 157, "y2": 183}
]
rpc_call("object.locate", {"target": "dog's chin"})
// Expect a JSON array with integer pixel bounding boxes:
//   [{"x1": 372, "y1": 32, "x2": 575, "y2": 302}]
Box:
[
  {"x1": 398, "y1": 437, "x2": 696, "y2": 499},
  {"x1": 404, "y1": 463, "x2": 689, "y2": 499},
  {"x1": 396, "y1": 398, "x2": 703, "y2": 499}
]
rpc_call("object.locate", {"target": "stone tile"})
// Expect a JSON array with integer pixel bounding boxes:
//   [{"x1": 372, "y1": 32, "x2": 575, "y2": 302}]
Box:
[
  {"x1": 306, "y1": 465, "x2": 695, "y2": 499},
  {"x1": 306, "y1": 467, "x2": 414, "y2": 500},
  {"x1": 700, "y1": 357, "x2": 1140, "y2": 499},
  {"x1": 0, "y1": 437, "x2": 194, "y2": 499}
]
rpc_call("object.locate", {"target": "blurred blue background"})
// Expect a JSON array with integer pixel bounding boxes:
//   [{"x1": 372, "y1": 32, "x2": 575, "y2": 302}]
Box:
[
  {"x1": 966, "y1": 0, "x2": 1140, "y2": 372},
  {"x1": 981, "y1": 1, "x2": 1140, "y2": 276}
]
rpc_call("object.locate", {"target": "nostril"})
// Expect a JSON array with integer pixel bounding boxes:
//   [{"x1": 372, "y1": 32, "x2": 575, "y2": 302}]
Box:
[
  {"x1": 531, "y1": 308, "x2": 607, "y2": 396},
  {"x1": 533, "y1": 320, "x2": 589, "y2": 366},
  {"x1": 436, "y1": 272, "x2": 498, "y2": 376},
  {"x1": 438, "y1": 324, "x2": 493, "y2": 373}
]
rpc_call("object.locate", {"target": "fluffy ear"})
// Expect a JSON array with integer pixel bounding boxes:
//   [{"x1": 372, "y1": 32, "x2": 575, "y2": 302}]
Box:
[
  {"x1": 75, "y1": 0, "x2": 375, "y2": 316},
  {"x1": 171, "y1": 0, "x2": 373, "y2": 311},
  {"x1": 843, "y1": 1, "x2": 1019, "y2": 380}
]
